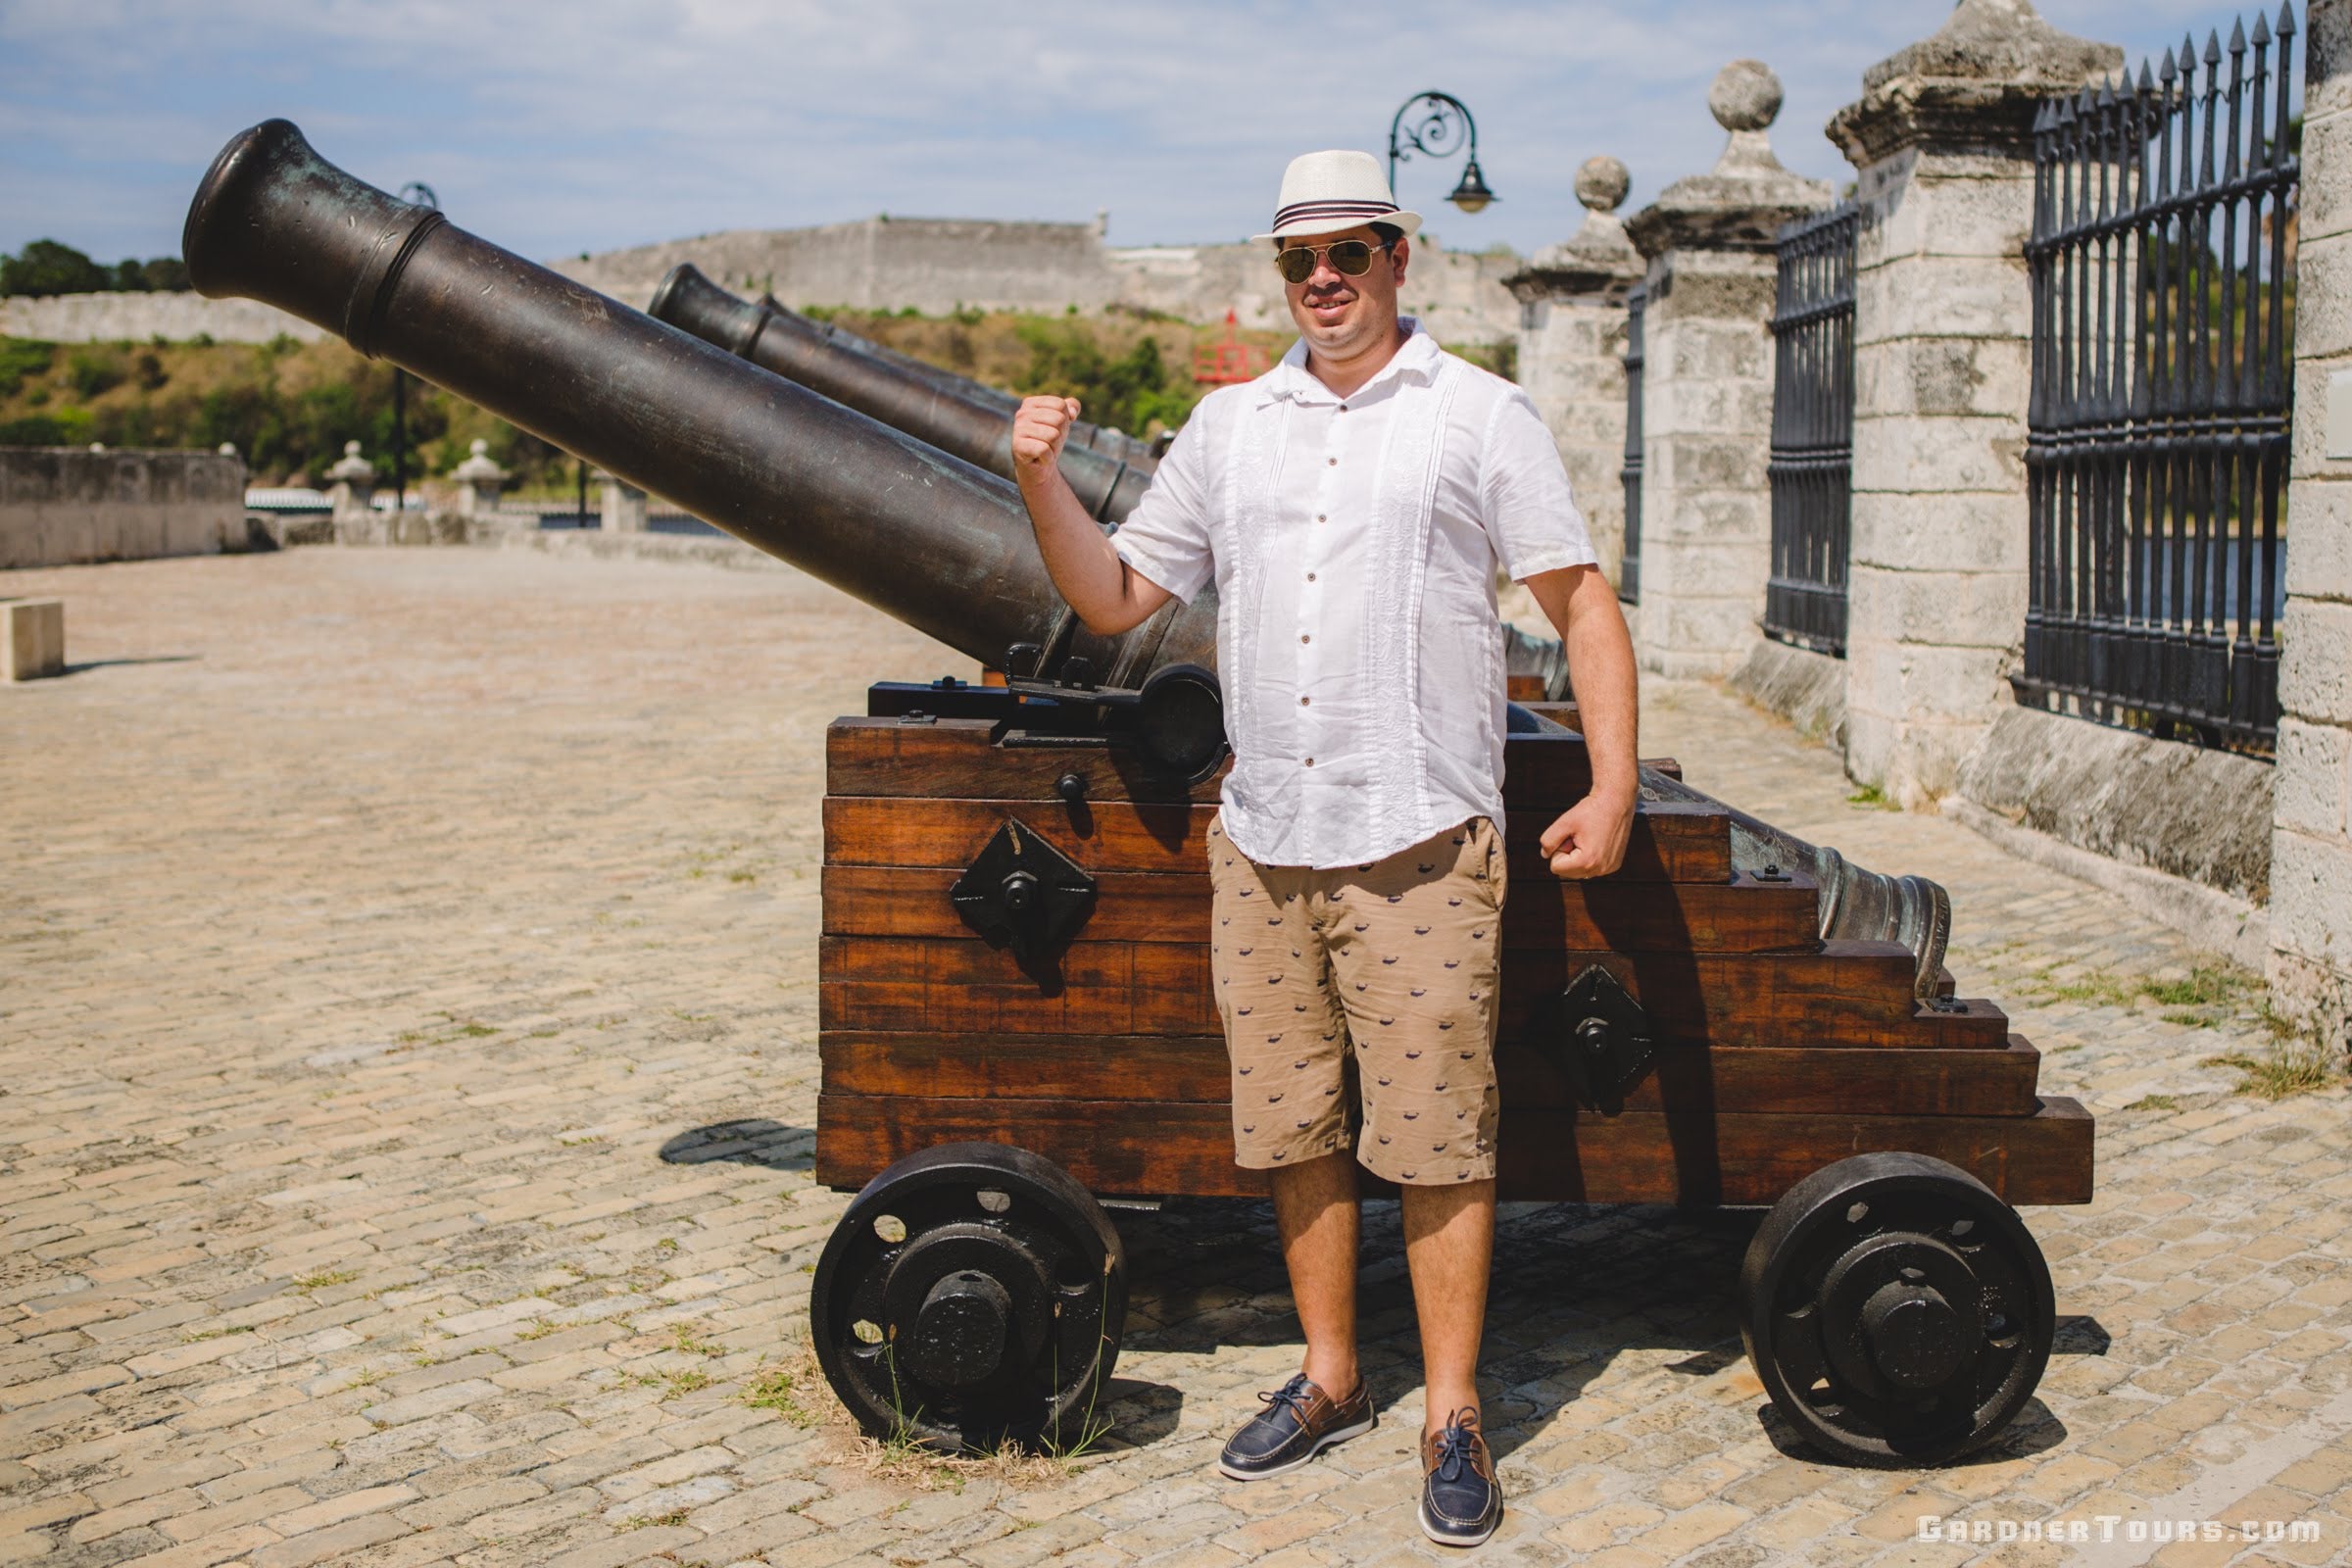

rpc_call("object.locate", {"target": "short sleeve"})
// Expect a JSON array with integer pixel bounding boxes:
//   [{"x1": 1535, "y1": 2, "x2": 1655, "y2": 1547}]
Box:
[
  {"x1": 1477, "y1": 388, "x2": 1597, "y2": 582},
  {"x1": 1109, "y1": 412, "x2": 1216, "y2": 604}
]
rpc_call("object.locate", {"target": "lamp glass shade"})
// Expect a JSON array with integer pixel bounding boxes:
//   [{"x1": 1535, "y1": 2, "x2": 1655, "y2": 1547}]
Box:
[{"x1": 1446, "y1": 158, "x2": 1496, "y2": 215}]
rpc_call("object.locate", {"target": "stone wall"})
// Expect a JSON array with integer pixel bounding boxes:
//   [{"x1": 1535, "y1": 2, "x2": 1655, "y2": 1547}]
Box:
[
  {"x1": 0, "y1": 294, "x2": 323, "y2": 346},
  {"x1": 0, "y1": 447, "x2": 254, "y2": 568},
  {"x1": 552, "y1": 216, "x2": 1523, "y2": 348},
  {"x1": 2271, "y1": 0, "x2": 2352, "y2": 1042},
  {"x1": 9, "y1": 220, "x2": 1522, "y2": 352}
]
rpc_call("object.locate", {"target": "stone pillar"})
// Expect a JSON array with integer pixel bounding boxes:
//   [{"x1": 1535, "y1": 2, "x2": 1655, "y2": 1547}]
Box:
[
  {"x1": 2273, "y1": 0, "x2": 2352, "y2": 1047},
  {"x1": 324, "y1": 441, "x2": 374, "y2": 520},
  {"x1": 1503, "y1": 156, "x2": 1644, "y2": 586},
  {"x1": 1624, "y1": 62, "x2": 1834, "y2": 677},
  {"x1": 1827, "y1": 0, "x2": 2118, "y2": 806},
  {"x1": 598, "y1": 470, "x2": 648, "y2": 533},
  {"x1": 451, "y1": 439, "x2": 509, "y2": 518}
]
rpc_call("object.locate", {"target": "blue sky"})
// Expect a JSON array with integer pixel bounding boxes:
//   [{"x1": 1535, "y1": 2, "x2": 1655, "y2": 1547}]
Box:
[{"x1": 0, "y1": 0, "x2": 2299, "y2": 267}]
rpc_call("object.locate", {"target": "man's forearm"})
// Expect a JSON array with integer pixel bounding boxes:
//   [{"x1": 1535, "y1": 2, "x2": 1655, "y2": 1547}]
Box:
[
  {"x1": 1015, "y1": 466, "x2": 1136, "y2": 631},
  {"x1": 1564, "y1": 590, "x2": 1639, "y2": 805}
]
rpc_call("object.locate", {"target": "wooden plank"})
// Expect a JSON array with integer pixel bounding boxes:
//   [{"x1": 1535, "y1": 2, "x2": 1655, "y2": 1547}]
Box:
[
  {"x1": 826, "y1": 718, "x2": 1680, "y2": 808},
  {"x1": 822, "y1": 798, "x2": 1734, "y2": 882},
  {"x1": 813, "y1": 1094, "x2": 2095, "y2": 1206},
  {"x1": 816, "y1": 936, "x2": 2009, "y2": 1048},
  {"x1": 818, "y1": 1031, "x2": 2045, "y2": 1116},
  {"x1": 820, "y1": 864, "x2": 1821, "y2": 954},
  {"x1": 828, "y1": 718, "x2": 1222, "y2": 805}
]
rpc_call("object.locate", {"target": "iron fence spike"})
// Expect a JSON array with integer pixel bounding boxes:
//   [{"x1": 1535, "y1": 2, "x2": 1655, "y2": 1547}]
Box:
[
  {"x1": 2230, "y1": 16, "x2": 2247, "y2": 53},
  {"x1": 2160, "y1": 45, "x2": 2178, "y2": 81},
  {"x1": 2277, "y1": 2, "x2": 2294, "y2": 38},
  {"x1": 2251, "y1": 9, "x2": 2270, "y2": 45},
  {"x1": 2204, "y1": 29, "x2": 2223, "y2": 66}
]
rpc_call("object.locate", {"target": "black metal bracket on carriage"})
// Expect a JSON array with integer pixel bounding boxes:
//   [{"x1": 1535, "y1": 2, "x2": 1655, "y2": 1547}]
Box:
[
  {"x1": 951, "y1": 820, "x2": 1097, "y2": 963},
  {"x1": 1551, "y1": 964, "x2": 1657, "y2": 1116},
  {"x1": 864, "y1": 649, "x2": 1230, "y2": 789}
]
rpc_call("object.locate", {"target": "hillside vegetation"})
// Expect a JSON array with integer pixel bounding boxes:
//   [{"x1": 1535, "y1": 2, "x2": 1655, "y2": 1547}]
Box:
[{"x1": 0, "y1": 309, "x2": 1302, "y2": 489}]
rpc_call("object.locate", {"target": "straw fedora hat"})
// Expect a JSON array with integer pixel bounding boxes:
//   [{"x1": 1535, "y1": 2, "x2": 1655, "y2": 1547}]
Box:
[{"x1": 1251, "y1": 150, "x2": 1423, "y2": 243}]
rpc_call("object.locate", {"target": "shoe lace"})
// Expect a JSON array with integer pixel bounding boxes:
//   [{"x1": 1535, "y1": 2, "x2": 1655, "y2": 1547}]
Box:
[
  {"x1": 1431, "y1": 1408, "x2": 1482, "y2": 1483},
  {"x1": 1258, "y1": 1375, "x2": 1315, "y2": 1423}
]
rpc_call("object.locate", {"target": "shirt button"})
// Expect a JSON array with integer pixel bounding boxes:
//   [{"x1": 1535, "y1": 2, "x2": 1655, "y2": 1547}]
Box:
[
  {"x1": 1327, "y1": 457, "x2": 1337, "y2": 466},
  {"x1": 1305, "y1": 572, "x2": 1317, "y2": 582},
  {"x1": 1299, "y1": 634, "x2": 1311, "y2": 645},
  {"x1": 1303, "y1": 758, "x2": 1314, "y2": 767},
  {"x1": 1299, "y1": 696, "x2": 1310, "y2": 707},
  {"x1": 1316, "y1": 514, "x2": 1326, "y2": 522}
]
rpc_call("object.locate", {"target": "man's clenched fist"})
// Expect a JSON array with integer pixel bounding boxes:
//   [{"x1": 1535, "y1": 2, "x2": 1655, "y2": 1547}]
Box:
[{"x1": 1011, "y1": 395, "x2": 1080, "y2": 482}]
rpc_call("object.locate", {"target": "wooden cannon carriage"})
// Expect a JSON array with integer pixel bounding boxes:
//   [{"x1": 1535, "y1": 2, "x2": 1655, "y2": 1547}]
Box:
[{"x1": 182, "y1": 120, "x2": 2095, "y2": 1473}]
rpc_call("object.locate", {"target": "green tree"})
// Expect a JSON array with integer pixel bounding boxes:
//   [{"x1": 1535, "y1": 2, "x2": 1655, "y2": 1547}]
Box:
[{"x1": 1, "y1": 240, "x2": 111, "y2": 297}]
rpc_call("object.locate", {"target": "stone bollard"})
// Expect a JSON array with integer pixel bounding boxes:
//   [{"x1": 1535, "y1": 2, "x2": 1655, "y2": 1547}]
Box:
[
  {"x1": 325, "y1": 440, "x2": 375, "y2": 522},
  {"x1": 5, "y1": 600, "x2": 66, "y2": 681},
  {"x1": 1622, "y1": 61, "x2": 1834, "y2": 677},
  {"x1": 1827, "y1": 0, "x2": 2118, "y2": 806},
  {"x1": 451, "y1": 438, "x2": 509, "y2": 519},
  {"x1": 2272, "y1": 0, "x2": 2352, "y2": 1046},
  {"x1": 597, "y1": 469, "x2": 648, "y2": 534},
  {"x1": 1503, "y1": 156, "x2": 1644, "y2": 589}
]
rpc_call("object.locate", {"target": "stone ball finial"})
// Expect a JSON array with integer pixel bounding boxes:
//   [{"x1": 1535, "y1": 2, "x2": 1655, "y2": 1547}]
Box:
[
  {"x1": 1575, "y1": 156, "x2": 1631, "y2": 214},
  {"x1": 470, "y1": 438, "x2": 489, "y2": 458},
  {"x1": 344, "y1": 440, "x2": 362, "y2": 458},
  {"x1": 1709, "y1": 59, "x2": 1784, "y2": 132}
]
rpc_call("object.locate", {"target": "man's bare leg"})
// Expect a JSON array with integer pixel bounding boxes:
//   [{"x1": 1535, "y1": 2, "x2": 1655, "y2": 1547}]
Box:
[
  {"x1": 1270, "y1": 1151, "x2": 1361, "y2": 1397},
  {"x1": 1401, "y1": 1177, "x2": 1495, "y2": 1437}
]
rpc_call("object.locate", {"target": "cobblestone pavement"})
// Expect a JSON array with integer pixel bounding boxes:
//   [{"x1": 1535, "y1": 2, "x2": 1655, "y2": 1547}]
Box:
[{"x1": 3, "y1": 548, "x2": 2347, "y2": 1568}]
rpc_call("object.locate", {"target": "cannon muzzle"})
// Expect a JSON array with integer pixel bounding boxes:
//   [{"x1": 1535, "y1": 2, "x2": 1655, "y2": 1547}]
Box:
[
  {"x1": 650, "y1": 264, "x2": 1154, "y2": 521},
  {"x1": 183, "y1": 120, "x2": 1212, "y2": 688}
]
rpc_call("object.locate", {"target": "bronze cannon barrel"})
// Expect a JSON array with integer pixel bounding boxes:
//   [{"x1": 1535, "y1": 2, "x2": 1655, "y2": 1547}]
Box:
[
  {"x1": 648, "y1": 263, "x2": 1155, "y2": 523},
  {"x1": 650, "y1": 263, "x2": 1572, "y2": 700},
  {"x1": 183, "y1": 120, "x2": 1944, "y2": 985},
  {"x1": 183, "y1": 120, "x2": 1210, "y2": 688}
]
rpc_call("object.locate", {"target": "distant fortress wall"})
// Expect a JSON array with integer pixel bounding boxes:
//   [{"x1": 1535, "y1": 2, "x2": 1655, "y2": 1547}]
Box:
[{"x1": 1, "y1": 215, "x2": 1522, "y2": 350}]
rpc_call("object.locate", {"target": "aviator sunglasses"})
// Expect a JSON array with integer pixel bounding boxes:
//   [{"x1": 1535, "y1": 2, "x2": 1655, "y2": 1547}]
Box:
[{"x1": 1273, "y1": 238, "x2": 1395, "y2": 284}]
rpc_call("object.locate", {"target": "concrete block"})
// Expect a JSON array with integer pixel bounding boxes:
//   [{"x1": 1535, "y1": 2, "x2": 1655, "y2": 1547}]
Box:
[
  {"x1": 1853, "y1": 255, "x2": 2030, "y2": 344},
  {"x1": 4, "y1": 599, "x2": 64, "y2": 681},
  {"x1": 1850, "y1": 415, "x2": 2027, "y2": 494},
  {"x1": 2308, "y1": 1, "x2": 2352, "y2": 122},
  {"x1": 2274, "y1": 717, "x2": 2352, "y2": 838},
  {"x1": 1642, "y1": 535, "x2": 1772, "y2": 596},
  {"x1": 1635, "y1": 596, "x2": 1762, "y2": 676},
  {"x1": 1844, "y1": 628, "x2": 2013, "y2": 726},
  {"x1": 2266, "y1": 939, "x2": 2352, "y2": 1044},
  {"x1": 2269, "y1": 828, "x2": 2352, "y2": 971},
  {"x1": 2291, "y1": 360, "x2": 2352, "y2": 480},
  {"x1": 2280, "y1": 598, "x2": 2352, "y2": 724},
  {"x1": 1649, "y1": 436, "x2": 1769, "y2": 498},
  {"x1": 1955, "y1": 703, "x2": 2278, "y2": 903},
  {"x1": 2304, "y1": 104, "x2": 2352, "y2": 245},
  {"x1": 1848, "y1": 492, "x2": 2029, "y2": 573},
  {"x1": 1861, "y1": 164, "x2": 2034, "y2": 263},
  {"x1": 2294, "y1": 232, "x2": 2352, "y2": 362},
  {"x1": 2281, "y1": 479, "x2": 2352, "y2": 595},
  {"x1": 1844, "y1": 564, "x2": 2027, "y2": 652},
  {"x1": 1854, "y1": 337, "x2": 2030, "y2": 420}
]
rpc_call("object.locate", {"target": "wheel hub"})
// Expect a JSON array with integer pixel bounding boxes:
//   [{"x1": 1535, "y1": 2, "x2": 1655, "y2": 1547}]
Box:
[
  {"x1": 1859, "y1": 1279, "x2": 1967, "y2": 1391},
  {"x1": 906, "y1": 1270, "x2": 1012, "y2": 1388}
]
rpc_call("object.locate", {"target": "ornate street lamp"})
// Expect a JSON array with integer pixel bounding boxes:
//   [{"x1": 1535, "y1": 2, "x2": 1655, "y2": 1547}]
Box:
[
  {"x1": 389, "y1": 181, "x2": 439, "y2": 517},
  {"x1": 1387, "y1": 91, "x2": 1498, "y2": 216}
]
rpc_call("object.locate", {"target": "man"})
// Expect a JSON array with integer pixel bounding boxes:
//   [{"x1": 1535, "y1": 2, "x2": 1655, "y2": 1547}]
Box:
[{"x1": 1010, "y1": 149, "x2": 1638, "y2": 1548}]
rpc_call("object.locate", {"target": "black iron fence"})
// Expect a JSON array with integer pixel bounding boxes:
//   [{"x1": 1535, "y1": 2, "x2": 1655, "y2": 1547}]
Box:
[
  {"x1": 1620, "y1": 284, "x2": 1645, "y2": 605},
  {"x1": 1765, "y1": 203, "x2": 1860, "y2": 656},
  {"x1": 2019, "y1": 4, "x2": 2298, "y2": 753}
]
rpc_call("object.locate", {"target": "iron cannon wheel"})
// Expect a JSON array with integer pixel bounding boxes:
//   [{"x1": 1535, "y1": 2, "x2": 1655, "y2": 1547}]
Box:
[
  {"x1": 1739, "y1": 1152, "x2": 2054, "y2": 1467},
  {"x1": 809, "y1": 1142, "x2": 1126, "y2": 1453}
]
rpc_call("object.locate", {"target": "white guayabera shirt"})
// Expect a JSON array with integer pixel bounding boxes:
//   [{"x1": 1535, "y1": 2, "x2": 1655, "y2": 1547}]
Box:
[{"x1": 1111, "y1": 318, "x2": 1595, "y2": 870}]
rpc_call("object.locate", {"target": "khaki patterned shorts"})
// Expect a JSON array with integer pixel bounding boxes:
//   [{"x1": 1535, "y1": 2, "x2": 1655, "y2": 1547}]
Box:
[{"x1": 1206, "y1": 814, "x2": 1505, "y2": 1186}]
